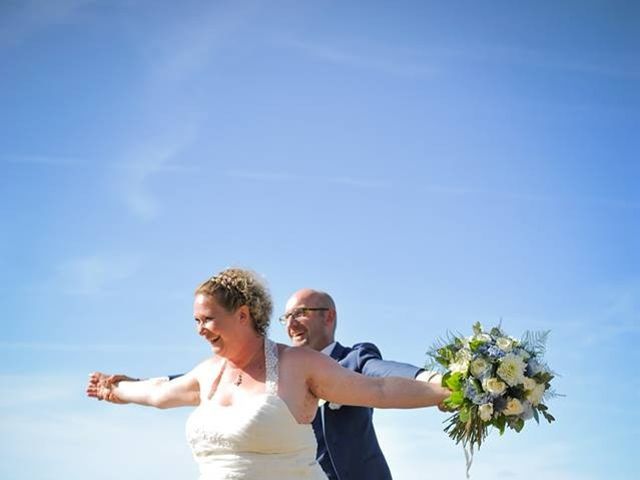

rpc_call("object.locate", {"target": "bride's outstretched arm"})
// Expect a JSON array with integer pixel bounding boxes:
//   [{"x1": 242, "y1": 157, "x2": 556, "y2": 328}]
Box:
[
  {"x1": 86, "y1": 365, "x2": 201, "y2": 409},
  {"x1": 303, "y1": 350, "x2": 450, "y2": 409}
]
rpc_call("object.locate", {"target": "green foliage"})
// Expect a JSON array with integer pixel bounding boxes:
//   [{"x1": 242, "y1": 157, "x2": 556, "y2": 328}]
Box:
[
  {"x1": 444, "y1": 371, "x2": 464, "y2": 391},
  {"x1": 521, "y1": 330, "x2": 550, "y2": 356},
  {"x1": 444, "y1": 390, "x2": 465, "y2": 409},
  {"x1": 512, "y1": 418, "x2": 525, "y2": 432},
  {"x1": 492, "y1": 415, "x2": 506, "y2": 435},
  {"x1": 469, "y1": 338, "x2": 485, "y2": 352},
  {"x1": 490, "y1": 326, "x2": 504, "y2": 337},
  {"x1": 459, "y1": 405, "x2": 471, "y2": 423},
  {"x1": 538, "y1": 404, "x2": 556, "y2": 423},
  {"x1": 535, "y1": 371, "x2": 554, "y2": 385},
  {"x1": 472, "y1": 322, "x2": 483, "y2": 335}
]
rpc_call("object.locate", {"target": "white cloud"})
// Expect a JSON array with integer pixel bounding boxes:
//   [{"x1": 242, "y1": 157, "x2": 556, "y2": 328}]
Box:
[
  {"x1": 142, "y1": 0, "x2": 264, "y2": 91},
  {"x1": 0, "y1": 342, "x2": 201, "y2": 354},
  {"x1": 1, "y1": 154, "x2": 84, "y2": 167},
  {"x1": 113, "y1": 124, "x2": 199, "y2": 220},
  {"x1": 226, "y1": 169, "x2": 390, "y2": 189},
  {"x1": 276, "y1": 36, "x2": 439, "y2": 78},
  {"x1": 50, "y1": 253, "x2": 141, "y2": 296}
]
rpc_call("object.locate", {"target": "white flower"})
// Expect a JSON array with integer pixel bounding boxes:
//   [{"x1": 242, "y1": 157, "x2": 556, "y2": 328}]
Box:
[
  {"x1": 503, "y1": 397, "x2": 524, "y2": 416},
  {"x1": 522, "y1": 377, "x2": 537, "y2": 391},
  {"x1": 470, "y1": 357, "x2": 490, "y2": 378},
  {"x1": 473, "y1": 333, "x2": 492, "y2": 343},
  {"x1": 496, "y1": 337, "x2": 513, "y2": 352},
  {"x1": 526, "y1": 383, "x2": 546, "y2": 406},
  {"x1": 516, "y1": 348, "x2": 531, "y2": 360},
  {"x1": 318, "y1": 398, "x2": 342, "y2": 410},
  {"x1": 497, "y1": 354, "x2": 526, "y2": 387},
  {"x1": 450, "y1": 349, "x2": 472, "y2": 374},
  {"x1": 450, "y1": 360, "x2": 469, "y2": 374},
  {"x1": 478, "y1": 403, "x2": 494, "y2": 421},
  {"x1": 482, "y1": 377, "x2": 507, "y2": 396},
  {"x1": 520, "y1": 400, "x2": 534, "y2": 420}
]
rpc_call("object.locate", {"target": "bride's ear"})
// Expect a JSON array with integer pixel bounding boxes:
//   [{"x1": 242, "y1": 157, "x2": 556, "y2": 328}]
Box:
[{"x1": 237, "y1": 305, "x2": 251, "y2": 326}]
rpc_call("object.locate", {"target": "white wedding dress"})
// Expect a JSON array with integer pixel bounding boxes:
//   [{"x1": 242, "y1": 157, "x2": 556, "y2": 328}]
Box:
[{"x1": 186, "y1": 338, "x2": 327, "y2": 480}]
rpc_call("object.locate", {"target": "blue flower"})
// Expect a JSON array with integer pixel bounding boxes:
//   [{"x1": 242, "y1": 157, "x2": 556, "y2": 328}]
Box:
[
  {"x1": 492, "y1": 395, "x2": 507, "y2": 412},
  {"x1": 477, "y1": 343, "x2": 506, "y2": 360},
  {"x1": 464, "y1": 379, "x2": 490, "y2": 405},
  {"x1": 526, "y1": 359, "x2": 544, "y2": 376}
]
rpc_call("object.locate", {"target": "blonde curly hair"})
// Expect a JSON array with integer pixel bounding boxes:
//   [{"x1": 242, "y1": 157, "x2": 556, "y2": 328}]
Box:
[{"x1": 194, "y1": 268, "x2": 272, "y2": 336}]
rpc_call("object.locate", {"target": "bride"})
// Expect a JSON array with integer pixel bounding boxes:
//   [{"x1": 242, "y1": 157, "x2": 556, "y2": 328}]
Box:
[{"x1": 87, "y1": 268, "x2": 449, "y2": 479}]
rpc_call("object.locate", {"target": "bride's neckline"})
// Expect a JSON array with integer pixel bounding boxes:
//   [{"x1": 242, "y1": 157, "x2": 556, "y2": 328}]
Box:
[{"x1": 196, "y1": 392, "x2": 309, "y2": 426}]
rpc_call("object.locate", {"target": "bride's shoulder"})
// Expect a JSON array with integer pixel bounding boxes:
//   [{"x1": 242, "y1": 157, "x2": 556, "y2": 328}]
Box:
[
  {"x1": 277, "y1": 344, "x2": 324, "y2": 363},
  {"x1": 189, "y1": 356, "x2": 219, "y2": 376}
]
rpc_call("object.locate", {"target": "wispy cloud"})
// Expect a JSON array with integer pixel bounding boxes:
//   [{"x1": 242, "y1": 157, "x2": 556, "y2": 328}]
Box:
[
  {"x1": 276, "y1": 35, "x2": 638, "y2": 81},
  {"x1": 276, "y1": 36, "x2": 439, "y2": 78},
  {"x1": 1, "y1": 407, "x2": 194, "y2": 480},
  {"x1": 49, "y1": 253, "x2": 141, "y2": 296},
  {"x1": 1, "y1": 153, "x2": 85, "y2": 167},
  {"x1": 420, "y1": 184, "x2": 640, "y2": 211},
  {"x1": 226, "y1": 171, "x2": 639, "y2": 208},
  {"x1": 0, "y1": 342, "x2": 201, "y2": 353},
  {"x1": 115, "y1": 125, "x2": 198, "y2": 220},
  {"x1": 472, "y1": 45, "x2": 640, "y2": 79},
  {"x1": 112, "y1": 2, "x2": 266, "y2": 221},
  {"x1": 227, "y1": 169, "x2": 390, "y2": 189},
  {"x1": 142, "y1": 0, "x2": 264, "y2": 91}
]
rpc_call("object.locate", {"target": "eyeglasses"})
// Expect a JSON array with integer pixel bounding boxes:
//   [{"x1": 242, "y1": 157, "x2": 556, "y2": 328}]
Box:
[{"x1": 278, "y1": 307, "x2": 329, "y2": 325}]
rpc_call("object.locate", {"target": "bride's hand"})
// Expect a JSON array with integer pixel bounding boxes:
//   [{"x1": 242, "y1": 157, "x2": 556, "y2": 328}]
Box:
[{"x1": 86, "y1": 372, "x2": 132, "y2": 404}]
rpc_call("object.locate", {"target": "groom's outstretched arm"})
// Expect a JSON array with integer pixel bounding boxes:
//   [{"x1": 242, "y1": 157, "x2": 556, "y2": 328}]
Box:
[{"x1": 352, "y1": 342, "x2": 438, "y2": 380}]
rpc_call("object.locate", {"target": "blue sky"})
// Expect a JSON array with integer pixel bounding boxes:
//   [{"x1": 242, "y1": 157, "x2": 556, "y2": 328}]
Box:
[{"x1": 1, "y1": 1, "x2": 638, "y2": 479}]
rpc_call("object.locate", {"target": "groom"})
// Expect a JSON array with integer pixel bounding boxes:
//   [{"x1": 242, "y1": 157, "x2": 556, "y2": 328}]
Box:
[
  {"x1": 282, "y1": 288, "x2": 438, "y2": 480},
  {"x1": 98, "y1": 288, "x2": 441, "y2": 480}
]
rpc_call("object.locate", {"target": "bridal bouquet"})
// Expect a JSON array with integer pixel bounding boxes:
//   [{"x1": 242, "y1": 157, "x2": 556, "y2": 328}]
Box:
[{"x1": 427, "y1": 323, "x2": 556, "y2": 453}]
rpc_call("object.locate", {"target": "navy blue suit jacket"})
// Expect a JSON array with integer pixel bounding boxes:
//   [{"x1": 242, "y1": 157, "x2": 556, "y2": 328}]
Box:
[{"x1": 312, "y1": 342, "x2": 423, "y2": 480}]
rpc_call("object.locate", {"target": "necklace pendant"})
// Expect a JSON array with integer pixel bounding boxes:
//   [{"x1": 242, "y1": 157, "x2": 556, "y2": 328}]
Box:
[{"x1": 234, "y1": 373, "x2": 243, "y2": 387}]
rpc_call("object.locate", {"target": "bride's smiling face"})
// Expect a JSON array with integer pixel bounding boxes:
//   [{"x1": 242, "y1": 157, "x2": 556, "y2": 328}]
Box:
[{"x1": 194, "y1": 293, "x2": 241, "y2": 355}]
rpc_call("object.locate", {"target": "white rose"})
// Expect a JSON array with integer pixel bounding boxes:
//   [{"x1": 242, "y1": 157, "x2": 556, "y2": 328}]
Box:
[
  {"x1": 526, "y1": 383, "x2": 546, "y2": 406},
  {"x1": 470, "y1": 358, "x2": 489, "y2": 378},
  {"x1": 503, "y1": 397, "x2": 524, "y2": 416},
  {"x1": 473, "y1": 333, "x2": 492, "y2": 343},
  {"x1": 522, "y1": 377, "x2": 537, "y2": 391},
  {"x1": 449, "y1": 360, "x2": 469, "y2": 374},
  {"x1": 450, "y1": 349, "x2": 472, "y2": 374},
  {"x1": 496, "y1": 337, "x2": 513, "y2": 352},
  {"x1": 497, "y1": 354, "x2": 526, "y2": 387},
  {"x1": 478, "y1": 403, "x2": 494, "y2": 421},
  {"x1": 482, "y1": 377, "x2": 507, "y2": 396}
]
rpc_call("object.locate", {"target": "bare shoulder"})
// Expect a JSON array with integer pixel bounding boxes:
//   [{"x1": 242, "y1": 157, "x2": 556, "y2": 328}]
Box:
[
  {"x1": 278, "y1": 344, "x2": 322, "y2": 361},
  {"x1": 278, "y1": 345, "x2": 334, "y2": 373},
  {"x1": 189, "y1": 356, "x2": 218, "y2": 379}
]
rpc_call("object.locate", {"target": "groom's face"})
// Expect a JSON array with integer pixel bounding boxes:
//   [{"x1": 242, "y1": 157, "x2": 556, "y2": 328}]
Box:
[{"x1": 284, "y1": 291, "x2": 333, "y2": 351}]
